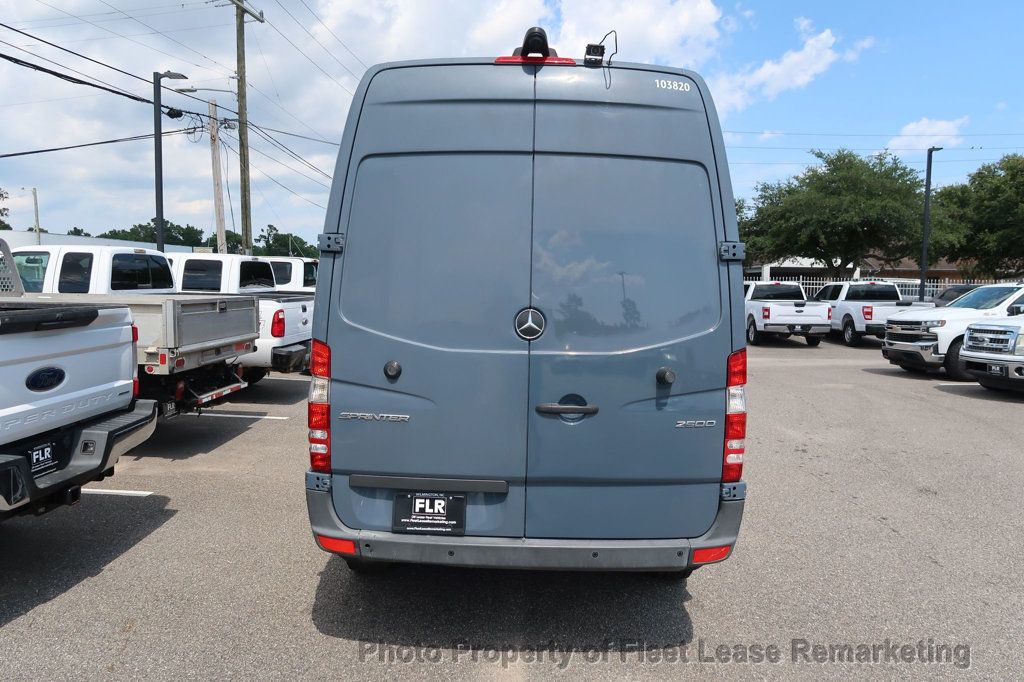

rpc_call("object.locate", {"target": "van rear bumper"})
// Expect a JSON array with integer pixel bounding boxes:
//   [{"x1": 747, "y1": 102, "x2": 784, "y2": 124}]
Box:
[{"x1": 305, "y1": 484, "x2": 745, "y2": 571}]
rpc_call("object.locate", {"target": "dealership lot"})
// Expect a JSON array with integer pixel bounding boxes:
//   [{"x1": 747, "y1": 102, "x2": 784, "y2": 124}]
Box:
[{"x1": 1, "y1": 341, "x2": 1021, "y2": 678}]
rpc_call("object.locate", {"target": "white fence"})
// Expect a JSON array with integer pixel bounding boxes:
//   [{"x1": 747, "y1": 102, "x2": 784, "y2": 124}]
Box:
[{"x1": 763, "y1": 276, "x2": 1003, "y2": 300}]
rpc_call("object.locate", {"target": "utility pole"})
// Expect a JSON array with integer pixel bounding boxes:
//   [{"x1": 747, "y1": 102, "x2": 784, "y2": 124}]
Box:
[
  {"x1": 228, "y1": 0, "x2": 264, "y2": 255},
  {"x1": 918, "y1": 146, "x2": 943, "y2": 302},
  {"x1": 208, "y1": 100, "x2": 228, "y2": 254}
]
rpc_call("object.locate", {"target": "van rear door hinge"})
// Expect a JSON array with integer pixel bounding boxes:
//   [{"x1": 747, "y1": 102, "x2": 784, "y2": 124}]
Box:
[
  {"x1": 318, "y1": 233, "x2": 345, "y2": 254},
  {"x1": 718, "y1": 241, "x2": 746, "y2": 262}
]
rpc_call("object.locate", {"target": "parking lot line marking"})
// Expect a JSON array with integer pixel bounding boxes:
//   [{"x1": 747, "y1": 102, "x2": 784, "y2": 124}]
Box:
[
  {"x1": 184, "y1": 413, "x2": 290, "y2": 420},
  {"x1": 82, "y1": 488, "x2": 153, "y2": 497}
]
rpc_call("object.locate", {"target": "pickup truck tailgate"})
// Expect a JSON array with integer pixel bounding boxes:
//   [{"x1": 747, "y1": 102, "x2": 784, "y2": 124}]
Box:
[
  {"x1": 765, "y1": 301, "x2": 830, "y2": 325},
  {"x1": 0, "y1": 304, "x2": 135, "y2": 445}
]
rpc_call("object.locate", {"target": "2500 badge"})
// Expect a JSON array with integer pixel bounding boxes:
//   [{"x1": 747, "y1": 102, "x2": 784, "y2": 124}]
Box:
[{"x1": 675, "y1": 419, "x2": 717, "y2": 429}]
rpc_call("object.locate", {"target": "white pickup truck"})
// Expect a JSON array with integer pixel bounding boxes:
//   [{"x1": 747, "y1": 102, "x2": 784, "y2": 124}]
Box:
[
  {"x1": 169, "y1": 253, "x2": 313, "y2": 382},
  {"x1": 812, "y1": 280, "x2": 934, "y2": 346},
  {"x1": 0, "y1": 240, "x2": 157, "y2": 520},
  {"x1": 743, "y1": 281, "x2": 831, "y2": 346},
  {"x1": 12, "y1": 245, "x2": 176, "y2": 294},
  {"x1": 13, "y1": 245, "x2": 261, "y2": 414},
  {"x1": 883, "y1": 282, "x2": 1024, "y2": 380},
  {"x1": 959, "y1": 304, "x2": 1024, "y2": 392},
  {"x1": 264, "y1": 256, "x2": 318, "y2": 293}
]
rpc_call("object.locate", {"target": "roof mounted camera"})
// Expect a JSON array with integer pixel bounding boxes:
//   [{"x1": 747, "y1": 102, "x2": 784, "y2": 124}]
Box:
[{"x1": 513, "y1": 27, "x2": 557, "y2": 57}]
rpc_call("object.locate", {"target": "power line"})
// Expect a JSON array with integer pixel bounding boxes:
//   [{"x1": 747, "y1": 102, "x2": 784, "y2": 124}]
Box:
[
  {"x1": 247, "y1": 124, "x2": 331, "y2": 178},
  {"x1": 250, "y1": 30, "x2": 281, "y2": 102},
  {"x1": 262, "y1": 13, "x2": 352, "y2": 95},
  {"x1": 32, "y1": 0, "x2": 222, "y2": 73},
  {"x1": 14, "y1": 22, "x2": 235, "y2": 49},
  {"x1": 16, "y1": 3, "x2": 212, "y2": 30},
  {"x1": 726, "y1": 145, "x2": 1024, "y2": 152},
  {"x1": 725, "y1": 129, "x2": 1024, "y2": 138},
  {"x1": 0, "y1": 50, "x2": 151, "y2": 103},
  {"x1": 1, "y1": 127, "x2": 199, "y2": 159},
  {"x1": 271, "y1": 0, "x2": 361, "y2": 82},
  {"x1": 225, "y1": 131, "x2": 330, "y2": 187},
  {"x1": 296, "y1": 0, "x2": 367, "y2": 70},
  {"x1": 246, "y1": 79, "x2": 330, "y2": 140},
  {"x1": 222, "y1": 138, "x2": 327, "y2": 210},
  {"x1": 95, "y1": 0, "x2": 236, "y2": 74},
  {"x1": 252, "y1": 125, "x2": 337, "y2": 145},
  {"x1": 1, "y1": 22, "x2": 327, "y2": 159}
]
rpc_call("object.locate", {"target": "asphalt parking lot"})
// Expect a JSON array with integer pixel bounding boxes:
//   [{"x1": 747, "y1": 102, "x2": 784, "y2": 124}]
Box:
[{"x1": 2, "y1": 339, "x2": 1021, "y2": 678}]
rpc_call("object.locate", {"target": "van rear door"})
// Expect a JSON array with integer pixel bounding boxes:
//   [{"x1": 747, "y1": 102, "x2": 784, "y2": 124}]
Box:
[
  {"x1": 327, "y1": 65, "x2": 535, "y2": 537},
  {"x1": 524, "y1": 66, "x2": 731, "y2": 539}
]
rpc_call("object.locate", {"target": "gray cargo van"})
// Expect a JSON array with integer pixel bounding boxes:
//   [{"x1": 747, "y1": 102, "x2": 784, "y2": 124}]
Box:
[{"x1": 306, "y1": 29, "x2": 747, "y2": 575}]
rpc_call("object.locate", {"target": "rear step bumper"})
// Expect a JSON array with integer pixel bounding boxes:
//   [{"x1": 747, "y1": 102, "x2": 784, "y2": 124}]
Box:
[
  {"x1": 0, "y1": 400, "x2": 157, "y2": 519},
  {"x1": 305, "y1": 483, "x2": 745, "y2": 571}
]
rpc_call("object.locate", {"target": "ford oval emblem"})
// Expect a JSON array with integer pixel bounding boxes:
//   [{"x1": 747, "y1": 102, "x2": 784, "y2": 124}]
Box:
[{"x1": 26, "y1": 367, "x2": 66, "y2": 392}]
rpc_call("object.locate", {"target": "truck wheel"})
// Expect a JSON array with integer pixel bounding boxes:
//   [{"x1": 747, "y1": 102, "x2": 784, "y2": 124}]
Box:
[
  {"x1": 344, "y1": 557, "x2": 392, "y2": 574},
  {"x1": 805, "y1": 336, "x2": 822, "y2": 347},
  {"x1": 746, "y1": 318, "x2": 763, "y2": 346},
  {"x1": 943, "y1": 339, "x2": 972, "y2": 381},
  {"x1": 842, "y1": 319, "x2": 862, "y2": 346},
  {"x1": 244, "y1": 368, "x2": 268, "y2": 385}
]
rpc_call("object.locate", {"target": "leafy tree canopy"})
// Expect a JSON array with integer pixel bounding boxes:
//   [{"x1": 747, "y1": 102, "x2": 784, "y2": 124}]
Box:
[
  {"x1": 98, "y1": 218, "x2": 205, "y2": 246},
  {"x1": 931, "y1": 154, "x2": 1024, "y2": 278},
  {"x1": 740, "y1": 150, "x2": 925, "y2": 277}
]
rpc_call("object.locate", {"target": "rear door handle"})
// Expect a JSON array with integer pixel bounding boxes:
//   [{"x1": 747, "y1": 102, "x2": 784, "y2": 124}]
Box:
[{"x1": 535, "y1": 403, "x2": 599, "y2": 415}]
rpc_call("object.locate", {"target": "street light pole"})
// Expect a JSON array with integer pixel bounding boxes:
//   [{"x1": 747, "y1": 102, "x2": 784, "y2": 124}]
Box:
[
  {"x1": 22, "y1": 187, "x2": 41, "y2": 245},
  {"x1": 918, "y1": 146, "x2": 942, "y2": 302},
  {"x1": 153, "y1": 72, "x2": 165, "y2": 252},
  {"x1": 153, "y1": 70, "x2": 187, "y2": 252}
]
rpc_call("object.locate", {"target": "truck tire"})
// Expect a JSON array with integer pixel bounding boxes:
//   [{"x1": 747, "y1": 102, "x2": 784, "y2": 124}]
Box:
[
  {"x1": 344, "y1": 556, "x2": 392, "y2": 574},
  {"x1": 245, "y1": 368, "x2": 268, "y2": 385},
  {"x1": 943, "y1": 339, "x2": 972, "y2": 381},
  {"x1": 805, "y1": 336, "x2": 822, "y2": 347},
  {"x1": 746, "y1": 318, "x2": 763, "y2": 346},
  {"x1": 842, "y1": 319, "x2": 862, "y2": 346}
]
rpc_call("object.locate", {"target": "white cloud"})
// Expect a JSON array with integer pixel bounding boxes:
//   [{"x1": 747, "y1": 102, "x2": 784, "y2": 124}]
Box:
[
  {"x1": 0, "y1": 1, "x2": 874, "y2": 242},
  {"x1": 995, "y1": 101, "x2": 1008, "y2": 112},
  {"x1": 885, "y1": 116, "x2": 970, "y2": 151},
  {"x1": 758, "y1": 130, "x2": 782, "y2": 140},
  {"x1": 711, "y1": 25, "x2": 849, "y2": 114},
  {"x1": 554, "y1": 0, "x2": 723, "y2": 67},
  {"x1": 843, "y1": 36, "x2": 875, "y2": 62}
]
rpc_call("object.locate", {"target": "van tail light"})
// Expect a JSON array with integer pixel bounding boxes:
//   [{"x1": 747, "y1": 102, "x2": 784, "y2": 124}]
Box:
[
  {"x1": 131, "y1": 324, "x2": 139, "y2": 344},
  {"x1": 761, "y1": 306, "x2": 771, "y2": 321},
  {"x1": 862, "y1": 305, "x2": 873, "y2": 321},
  {"x1": 309, "y1": 340, "x2": 331, "y2": 473},
  {"x1": 724, "y1": 349, "x2": 746, "y2": 483},
  {"x1": 133, "y1": 377, "x2": 140, "y2": 397},
  {"x1": 270, "y1": 309, "x2": 286, "y2": 337},
  {"x1": 828, "y1": 306, "x2": 833, "y2": 321},
  {"x1": 130, "y1": 325, "x2": 140, "y2": 397}
]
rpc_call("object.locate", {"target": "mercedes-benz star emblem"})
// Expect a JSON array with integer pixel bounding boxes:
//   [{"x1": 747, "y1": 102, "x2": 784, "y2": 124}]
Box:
[{"x1": 515, "y1": 308, "x2": 546, "y2": 341}]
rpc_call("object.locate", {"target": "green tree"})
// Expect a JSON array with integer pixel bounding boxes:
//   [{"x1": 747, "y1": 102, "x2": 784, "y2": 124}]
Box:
[
  {"x1": 66, "y1": 226, "x2": 91, "y2": 237},
  {"x1": 740, "y1": 150, "x2": 924, "y2": 278},
  {"x1": 98, "y1": 218, "x2": 205, "y2": 247},
  {"x1": 932, "y1": 154, "x2": 1024, "y2": 277},
  {"x1": 0, "y1": 187, "x2": 11, "y2": 230},
  {"x1": 253, "y1": 224, "x2": 316, "y2": 257}
]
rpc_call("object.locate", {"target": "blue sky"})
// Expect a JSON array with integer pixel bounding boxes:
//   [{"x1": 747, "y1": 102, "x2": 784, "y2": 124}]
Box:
[{"x1": 0, "y1": 1, "x2": 1021, "y2": 245}]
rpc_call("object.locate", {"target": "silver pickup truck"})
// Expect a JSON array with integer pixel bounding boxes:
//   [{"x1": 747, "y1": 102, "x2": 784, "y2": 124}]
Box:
[{"x1": 0, "y1": 239, "x2": 157, "y2": 520}]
